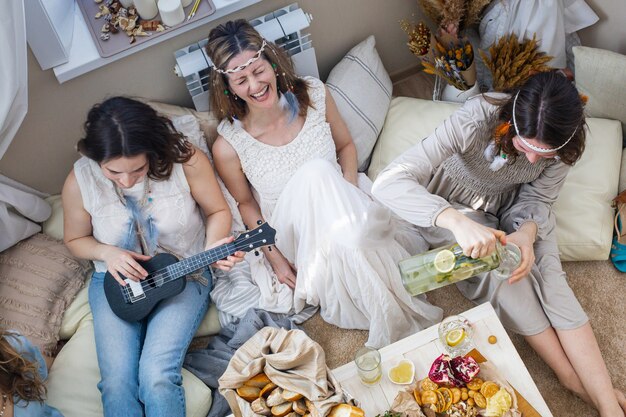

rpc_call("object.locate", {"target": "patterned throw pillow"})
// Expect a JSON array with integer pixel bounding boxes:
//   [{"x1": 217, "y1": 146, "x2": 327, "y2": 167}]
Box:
[
  {"x1": 326, "y1": 35, "x2": 393, "y2": 172},
  {"x1": 0, "y1": 233, "x2": 90, "y2": 356}
]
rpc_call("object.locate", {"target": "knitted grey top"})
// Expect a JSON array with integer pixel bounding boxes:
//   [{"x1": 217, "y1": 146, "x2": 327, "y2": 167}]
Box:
[{"x1": 372, "y1": 94, "x2": 570, "y2": 240}]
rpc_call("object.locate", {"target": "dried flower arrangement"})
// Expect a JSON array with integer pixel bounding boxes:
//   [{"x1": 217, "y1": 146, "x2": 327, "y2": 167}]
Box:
[
  {"x1": 479, "y1": 33, "x2": 553, "y2": 91},
  {"x1": 401, "y1": 0, "x2": 492, "y2": 91}
]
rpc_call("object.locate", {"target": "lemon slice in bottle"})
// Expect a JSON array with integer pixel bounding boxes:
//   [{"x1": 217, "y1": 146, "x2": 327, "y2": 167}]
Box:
[
  {"x1": 445, "y1": 328, "x2": 466, "y2": 347},
  {"x1": 434, "y1": 249, "x2": 456, "y2": 273}
]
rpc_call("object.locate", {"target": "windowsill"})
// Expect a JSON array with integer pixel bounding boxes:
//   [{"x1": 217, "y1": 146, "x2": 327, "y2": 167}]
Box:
[{"x1": 52, "y1": 0, "x2": 263, "y2": 84}]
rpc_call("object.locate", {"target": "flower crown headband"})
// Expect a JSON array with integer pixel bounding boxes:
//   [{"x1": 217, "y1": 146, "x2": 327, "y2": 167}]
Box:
[
  {"x1": 211, "y1": 40, "x2": 268, "y2": 74},
  {"x1": 512, "y1": 91, "x2": 578, "y2": 154}
]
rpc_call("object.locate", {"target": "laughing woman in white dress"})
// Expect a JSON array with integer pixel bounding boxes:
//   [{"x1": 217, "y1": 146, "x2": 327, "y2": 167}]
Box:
[{"x1": 205, "y1": 19, "x2": 442, "y2": 348}]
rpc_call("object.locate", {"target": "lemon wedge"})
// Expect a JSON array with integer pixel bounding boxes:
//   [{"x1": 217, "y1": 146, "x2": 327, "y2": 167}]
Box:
[
  {"x1": 387, "y1": 359, "x2": 415, "y2": 385},
  {"x1": 445, "y1": 328, "x2": 466, "y2": 347},
  {"x1": 434, "y1": 249, "x2": 456, "y2": 273}
]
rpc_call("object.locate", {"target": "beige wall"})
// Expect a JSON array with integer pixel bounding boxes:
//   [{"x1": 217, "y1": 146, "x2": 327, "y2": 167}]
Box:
[
  {"x1": 0, "y1": 0, "x2": 423, "y2": 194},
  {"x1": 1, "y1": 0, "x2": 623, "y2": 194},
  {"x1": 578, "y1": 0, "x2": 626, "y2": 55}
]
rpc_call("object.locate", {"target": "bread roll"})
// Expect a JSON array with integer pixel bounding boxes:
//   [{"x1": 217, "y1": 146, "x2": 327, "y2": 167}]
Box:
[
  {"x1": 236, "y1": 386, "x2": 261, "y2": 402},
  {"x1": 266, "y1": 387, "x2": 286, "y2": 407},
  {"x1": 292, "y1": 399, "x2": 307, "y2": 415},
  {"x1": 271, "y1": 402, "x2": 293, "y2": 417},
  {"x1": 251, "y1": 398, "x2": 271, "y2": 416},
  {"x1": 282, "y1": 390, "x2": 303, "y2": 401},
  {"x1": 244, "y1": 373, "x2": 272, "y2": 388},
  {"x1": 328, "y1": 404, "x2": 365, "y2": 417},
  {"x1": 260, "y1": 382, "x2": 278, "y2": 398}
]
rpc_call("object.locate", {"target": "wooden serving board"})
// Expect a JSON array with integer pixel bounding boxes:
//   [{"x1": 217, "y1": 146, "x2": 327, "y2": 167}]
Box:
[{"x1": 468, "y1": 349, "x2": 541, "y2": 417}]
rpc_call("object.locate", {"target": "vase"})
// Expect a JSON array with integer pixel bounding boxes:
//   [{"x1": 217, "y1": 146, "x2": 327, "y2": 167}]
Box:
[{"x1": 441, "y1": 82, "x2": 480, "y2": 103}]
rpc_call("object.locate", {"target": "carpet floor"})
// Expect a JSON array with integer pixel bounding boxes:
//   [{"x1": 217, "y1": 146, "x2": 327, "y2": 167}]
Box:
[{"x1": 301, "y1": 260, "x2": 626, "y2": 417}]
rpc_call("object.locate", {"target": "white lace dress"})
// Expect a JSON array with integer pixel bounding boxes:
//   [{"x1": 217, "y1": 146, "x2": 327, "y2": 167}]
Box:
[{"x1": 217, "y1": 77, "x2": 442, "y2": 347}]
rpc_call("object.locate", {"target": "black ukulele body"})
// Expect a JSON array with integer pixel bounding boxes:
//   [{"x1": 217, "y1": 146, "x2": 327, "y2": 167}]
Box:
[{"x1": 103, "y1": 253, "x2": 185, "y2": 322}]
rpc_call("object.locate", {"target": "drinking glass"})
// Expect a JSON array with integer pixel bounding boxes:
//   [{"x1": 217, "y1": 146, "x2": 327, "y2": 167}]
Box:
[
  {"x1": 354, "y1": 346, "x2": 382, "y2": 385},
  {"x1": 493, "y1": 242, "x2": 522, "y2": 280},
  {"x1": 438, "y1": 315, "x2": 474, "y2": 357}
]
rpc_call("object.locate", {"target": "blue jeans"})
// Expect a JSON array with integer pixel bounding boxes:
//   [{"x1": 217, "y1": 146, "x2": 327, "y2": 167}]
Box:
[{"x1": 89, "y1": 271, "x2": 211, "y2": 417}]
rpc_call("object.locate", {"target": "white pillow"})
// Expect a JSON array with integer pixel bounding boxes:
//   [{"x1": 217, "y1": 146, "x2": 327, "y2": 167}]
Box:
[
  {"x1": 326, "y1": 35, "x2": 392, "y2": 171},
  {"x1": 47, "y1": 319, "x2": 212, "y2": 417},
  {"x1": 368, "y1": 97, "x2": 622, "y2": 261},
  {"x1": 573, "y1": 46, "x2": 626, "y2": 142}
]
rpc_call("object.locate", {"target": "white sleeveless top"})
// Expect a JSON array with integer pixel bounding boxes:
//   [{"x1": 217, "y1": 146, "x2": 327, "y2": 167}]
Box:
[
  {"x1": 73, "y1": 157, "x2": 206, "y2": 273},
  {"x1": 217, "y1": 76, "x2": 340, "y2": 218}
]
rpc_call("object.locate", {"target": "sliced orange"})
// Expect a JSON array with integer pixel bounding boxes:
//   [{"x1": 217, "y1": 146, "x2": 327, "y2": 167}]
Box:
[
  {"x1": 450, "y1": 387, "x2": 462, "y2": 404},
  {"x1": 413, "y1": 388, "x2": 423, "y2": 406},
  {"x1": 467, "y1": 377, "x2": 484, "y2": 391},
  {"x1": 420, "y1": 378, "x2": 439, "y2": 392},
  {"x1": 421, "y1": 390, "x2": 438, "y2": 405},
  {"x1": 480, "y1": 381, "x2": 500, "y2": 398},
  {"x1": 474, "y1": 392, "x2": 487, "y2": 408}
]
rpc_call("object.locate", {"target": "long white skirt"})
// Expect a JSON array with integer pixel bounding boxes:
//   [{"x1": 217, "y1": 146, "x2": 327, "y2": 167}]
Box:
[{"x1": 247, "y1": 159, "x2": 443, "y2": 348}]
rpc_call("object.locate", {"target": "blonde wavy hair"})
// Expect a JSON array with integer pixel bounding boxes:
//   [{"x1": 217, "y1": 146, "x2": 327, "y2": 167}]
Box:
[
  {"x1": 0, "y1": 329, "x2": 46, "y2": 403},
  {"x1": 206, "y1": 19, "x2": 311, "y2": 122}
]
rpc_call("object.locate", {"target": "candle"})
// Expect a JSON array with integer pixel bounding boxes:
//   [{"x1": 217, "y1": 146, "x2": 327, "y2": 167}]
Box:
[
  {"x1": 158, "y1": 0, "x2": 185, "y2": 27},
  {"x1": 134, "y1": 0, "x2": 158, "y2": 20},
  {"x1": 118, "y1": 0, "x2": 134, "y2": 8}
]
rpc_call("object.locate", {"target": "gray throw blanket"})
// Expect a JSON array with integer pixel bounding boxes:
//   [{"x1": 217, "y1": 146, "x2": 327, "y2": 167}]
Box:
[{"x1": 183, "y1": 308, "x2": 299, "y2": 417}]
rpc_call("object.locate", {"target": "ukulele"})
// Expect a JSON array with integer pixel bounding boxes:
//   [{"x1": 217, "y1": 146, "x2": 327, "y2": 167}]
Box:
[{"x1": 104, "y1": 222, "x2": 276, "y2": 322}]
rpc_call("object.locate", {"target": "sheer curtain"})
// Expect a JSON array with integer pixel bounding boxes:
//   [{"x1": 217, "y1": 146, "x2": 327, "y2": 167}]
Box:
[
  {"x1": 0, "y1": 0, "x2": 28, "y2": 159},
  {"x1": 0, "y1": 0, "x2": 52, "y2": 252}
]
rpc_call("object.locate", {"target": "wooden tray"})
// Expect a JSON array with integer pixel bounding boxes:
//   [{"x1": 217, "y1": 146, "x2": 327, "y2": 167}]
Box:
[
  {"x1": 77, "y1": 0, "x2": 216, "y2": 58},
  {"x1": 468, "y1": 349, "x2": 542, "y2": 417}
]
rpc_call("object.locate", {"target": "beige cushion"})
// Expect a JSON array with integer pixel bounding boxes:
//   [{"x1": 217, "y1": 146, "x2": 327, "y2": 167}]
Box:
[
  {"x1": 59, "y1": 278, "x2": 221, "y2": 341},
  {"x1": 368, "y1": 97, "x2": 622, "y2": 261},
  {"x1": 47, "y1": 318, "x2": 212, "y2": 417},
  {"x1": 146, "y1": 99, "x2": 220, "y2": 148},
  {"x1": 0, "y1": 233, "x2": 90, "y2": 355},
  {"x1": 326, "y1": 35, "x2": 393, "y2": 171},
  {"x1": 573, "y1": 46, "x2": 626, "y2": 142},
  {"x1": 43, "y1": 194, "x2": 63, "y2": 240}
]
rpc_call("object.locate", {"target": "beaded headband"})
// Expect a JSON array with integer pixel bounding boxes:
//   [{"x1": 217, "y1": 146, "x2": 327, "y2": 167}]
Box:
[
  {"x1": 212, "y1": 40, "x2": 267, "y2": 74},
  {"x1": 512, "y1": 91, "x2": 577, "y2": 154}
]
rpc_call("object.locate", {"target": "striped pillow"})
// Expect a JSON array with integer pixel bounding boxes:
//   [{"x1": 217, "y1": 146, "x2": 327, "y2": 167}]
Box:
[{"x1": 326, "y1": 35, "x2": 392, "y2": 171}]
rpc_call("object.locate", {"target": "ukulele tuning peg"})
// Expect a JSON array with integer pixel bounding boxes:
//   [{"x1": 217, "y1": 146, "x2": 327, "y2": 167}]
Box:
[
  {"x1": 254, "y1": 250, "x2": 260, "y2": 256},
  {"x1": 257, "y1": 219, "x2": 263, "y2": 225},
  {"x1": 268, "y1": 246, "x2": 272, "y2": 252},
  {"x1": 243, "y1": 224, "x2": 248, "y2": 230}
]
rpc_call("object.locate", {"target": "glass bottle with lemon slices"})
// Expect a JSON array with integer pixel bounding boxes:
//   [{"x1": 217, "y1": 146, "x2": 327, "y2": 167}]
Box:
[{"x1": 398, "y1": 241, "x2": 520, "y2": 296}]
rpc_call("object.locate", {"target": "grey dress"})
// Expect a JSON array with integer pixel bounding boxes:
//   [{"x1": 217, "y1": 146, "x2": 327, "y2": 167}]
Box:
[{"x1": 371, "y1": 94, "x2": 588, "y2": 335}]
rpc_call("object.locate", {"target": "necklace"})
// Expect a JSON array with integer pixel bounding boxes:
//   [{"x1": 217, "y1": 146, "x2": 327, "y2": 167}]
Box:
[
  {"x1": 113, "y1": 176, "x2": 152, "y2": 207},
  {"x1": 0, "y1": 394, "x2": 8, "y2": 417}
]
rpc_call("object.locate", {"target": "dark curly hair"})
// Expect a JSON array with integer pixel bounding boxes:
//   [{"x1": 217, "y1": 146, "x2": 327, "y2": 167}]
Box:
[
  {"x1": 0, "y1": 329, "x2": 46, "y2": 404},
  {"x1": 206, "y1": 19, "x2": 311, "y2": 122},
  {"x1": 489, "y1": 71, "x2": 586, "y2": 165},
  {"x1": 76, "y1": 97, "x2": 193, "y2": 180}
]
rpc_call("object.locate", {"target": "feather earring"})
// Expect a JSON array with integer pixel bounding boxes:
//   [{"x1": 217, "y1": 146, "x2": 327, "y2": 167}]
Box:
[
  {"x1": 484, "y1": 141, "x2": 508, "y2": 171},
  {"x1": 279, "y1": 91, "x2": 299, "y2": 124}
]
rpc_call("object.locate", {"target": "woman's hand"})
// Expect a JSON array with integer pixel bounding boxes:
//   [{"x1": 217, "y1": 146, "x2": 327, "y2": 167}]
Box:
[
  {"x1": 101, "y1": 245, "x2": 151, "y2": 285},
  {"x1": 436, "y1": 207, "x2": 506, "y2": 258},
  {"x1": 504, "y1": 223, "x2": 537, "y2": 284},
  {"x1": 208, "y1": 236, "x2": 246, "y2": 272},
  {"x1": 266, "y1": 248, "x2": 297, "y2": 289}
]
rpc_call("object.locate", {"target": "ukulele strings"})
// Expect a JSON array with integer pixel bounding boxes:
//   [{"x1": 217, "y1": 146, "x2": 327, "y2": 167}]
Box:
[{"x1": 120, "y1": 236, "x2": 269, "y2": 299}]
